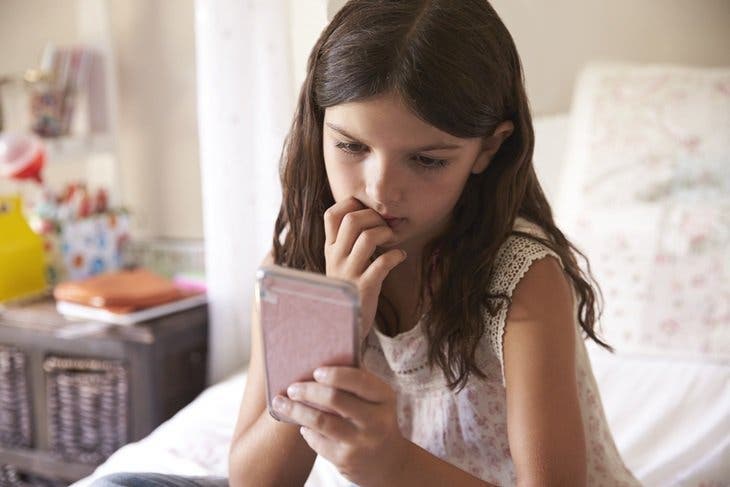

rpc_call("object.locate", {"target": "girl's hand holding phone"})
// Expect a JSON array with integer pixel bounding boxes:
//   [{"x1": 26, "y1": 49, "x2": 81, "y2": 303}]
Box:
[
  {"x1": 266, "y1": 198, "x2": 410, "y2": 483},
  {"x1": 273, "y1": 365, "x2": 410, "y2": 485},
  {"x1": 323, "y1": 197, "x2": 407, "y2": 340}
]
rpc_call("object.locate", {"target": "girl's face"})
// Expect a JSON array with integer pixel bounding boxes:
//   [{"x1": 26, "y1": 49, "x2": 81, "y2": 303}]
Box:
[{"x1": 323, "y1": 92, "x2": 500, "y2": 257}]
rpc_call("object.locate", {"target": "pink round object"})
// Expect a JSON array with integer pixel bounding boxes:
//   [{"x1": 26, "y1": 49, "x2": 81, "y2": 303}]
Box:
[{"x1": 0, "y1": 132, "x2": 45, "y2": 183}]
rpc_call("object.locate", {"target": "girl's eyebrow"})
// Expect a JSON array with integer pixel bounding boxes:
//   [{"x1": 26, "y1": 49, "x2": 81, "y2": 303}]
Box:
[{"x1": 325, "y1": 122, "x2": 462, "y2": 151}]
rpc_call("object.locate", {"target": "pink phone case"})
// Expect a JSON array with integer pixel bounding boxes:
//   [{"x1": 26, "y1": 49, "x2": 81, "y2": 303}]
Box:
[{"x1": 256, "y1": 265, "x2": 360, "y2": 422}]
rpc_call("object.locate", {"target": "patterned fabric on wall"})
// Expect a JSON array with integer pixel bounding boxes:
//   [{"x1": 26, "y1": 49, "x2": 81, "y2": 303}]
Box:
[{"x1": 556, "y1": 63, "x2": 730, "y2": 361}]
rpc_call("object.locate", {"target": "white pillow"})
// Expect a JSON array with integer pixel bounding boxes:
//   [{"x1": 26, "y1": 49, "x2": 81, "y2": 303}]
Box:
[{"x1": 555, "y1": 62, "x2": 730, "y2": 362}]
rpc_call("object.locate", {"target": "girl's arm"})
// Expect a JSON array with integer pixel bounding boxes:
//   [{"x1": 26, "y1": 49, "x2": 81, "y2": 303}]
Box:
[
  {"x1": 228, "y1": 253, "x2": 317, "y2": 487},
  {"x1": 379, "y1": 256, "x2": 586, "y2": 487},
  {"x1": 385, "y1": 441, "x2": 497, "y2": 486},
  {"x1": 387, "y1": 256, "x2": 586, "y2": 487},
  {"x1": 502, "y1": 256, "x2": 587, "y2": 486}
]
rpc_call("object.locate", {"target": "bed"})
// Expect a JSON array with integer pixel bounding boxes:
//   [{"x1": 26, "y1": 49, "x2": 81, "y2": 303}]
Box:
[{"x1": 72, "y1": 63, "x2": 730, "y2": 487}]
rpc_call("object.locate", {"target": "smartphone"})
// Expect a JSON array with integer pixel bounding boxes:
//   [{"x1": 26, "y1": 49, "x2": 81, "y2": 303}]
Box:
[{"x1": 256, "y1": 265, "x2": 360, "y2": 422}]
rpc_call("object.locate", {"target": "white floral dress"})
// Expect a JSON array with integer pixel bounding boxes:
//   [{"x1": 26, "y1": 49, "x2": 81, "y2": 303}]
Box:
[{"x1": 308, "y1": 218, "x2": 640, "y2": 487}]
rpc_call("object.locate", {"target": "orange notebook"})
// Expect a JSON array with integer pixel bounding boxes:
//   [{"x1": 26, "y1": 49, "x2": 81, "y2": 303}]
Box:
[{"x1": 53, "y1": 269, "x2": 197, "y2": 314}]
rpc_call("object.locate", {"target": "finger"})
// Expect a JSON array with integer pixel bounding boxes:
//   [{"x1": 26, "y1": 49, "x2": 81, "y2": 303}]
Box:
[
  {"x1": 332, "y1": 208, "x2": 387, "y2": 255},
  {"x1": 287, "y1": 382, "x2": 372, "y2": 428},
  {"x1": 360, "y1": 249, "x2": 407, "y2": 292},
  {"x1": 313, "y1": 367, "x2": 394, "y2": 404},
  {"x1": 323, "y1": 197, "x2": 365, "y2": 246},
  {"x1": 273, "y1": 395, "x2": 356, "y2": 440},
  {"x1": 347, "y1": 226, "x2": 395, "y2": 272},
  {"x1": 299, "y1": 426, "x2": 339, "y2": 461}
]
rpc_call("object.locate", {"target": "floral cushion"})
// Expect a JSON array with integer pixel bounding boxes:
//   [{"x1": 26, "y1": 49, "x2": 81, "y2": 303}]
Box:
[{"x1": 555, "y1": 63, "x2": 730, "y2": 361}]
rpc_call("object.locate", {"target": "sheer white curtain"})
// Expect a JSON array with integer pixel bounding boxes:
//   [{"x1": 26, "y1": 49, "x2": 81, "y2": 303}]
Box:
[{"x1": 195, "y1": 0, "x2": 295, "y2": 384}]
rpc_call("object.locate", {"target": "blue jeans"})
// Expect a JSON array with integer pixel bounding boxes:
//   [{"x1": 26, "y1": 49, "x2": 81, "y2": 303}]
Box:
[{"x1": 89, "y1": 473, "x2": 229, "y2": 487}]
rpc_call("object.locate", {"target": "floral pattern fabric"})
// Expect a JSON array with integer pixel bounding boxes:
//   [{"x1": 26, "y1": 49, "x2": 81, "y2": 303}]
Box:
[{"x1": 558, "y1": 63, "x2": 730, "y2": 361}]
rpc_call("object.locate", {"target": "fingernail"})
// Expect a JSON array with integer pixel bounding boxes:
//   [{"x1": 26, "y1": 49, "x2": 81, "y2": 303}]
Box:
[
  {"x1": 272, "y1": 395, "x2": 289, "y2": 413},
  {"x1": 313, "y1": 368, "x2": 327, "y2": 381},
  {"x1": 287, "y1": 384, "x2": 300, "y2": 398}
]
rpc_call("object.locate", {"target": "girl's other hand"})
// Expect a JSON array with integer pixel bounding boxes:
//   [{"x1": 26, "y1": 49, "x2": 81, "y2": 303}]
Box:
[
  {"x1": 272, "y1": 366, "x2": 410, "y2": 486},
  {"x1": 324, "y1": 197, "x2": 406, "y2": 339}
]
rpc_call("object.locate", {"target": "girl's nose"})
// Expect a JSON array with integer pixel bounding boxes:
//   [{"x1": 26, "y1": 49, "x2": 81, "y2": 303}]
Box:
[{"x1": 364, "y1": 156, "x2": 404, "y2": 206}]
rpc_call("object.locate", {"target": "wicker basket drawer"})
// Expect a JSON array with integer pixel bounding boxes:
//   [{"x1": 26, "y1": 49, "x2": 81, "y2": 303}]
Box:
[
  {"x1": 43, "y1": 356, "x2": 129, "y2": 464},
  {"x1": 0, "y1": 464, "x2": 66, "y2": 487},
  {"x1": 0, "y1": 345, "x2": 32, "y2": 449}
]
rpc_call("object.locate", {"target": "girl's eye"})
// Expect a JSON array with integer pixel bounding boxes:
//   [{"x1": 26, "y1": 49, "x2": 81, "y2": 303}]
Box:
[
  {"x1": 335, "y1": 141, "x2": 366, "y2": 154},
  {"x1": 335, "y1": 141, "x2": 448, "y2": 170},
  {"x1": 413, "y1": 155, "x2": 448, "y2": 170}
]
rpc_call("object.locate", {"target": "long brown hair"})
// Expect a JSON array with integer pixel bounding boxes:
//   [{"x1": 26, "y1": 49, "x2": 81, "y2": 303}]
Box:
[{"x1": 273, "y1": 0, "x2": 611, "y2": 391}]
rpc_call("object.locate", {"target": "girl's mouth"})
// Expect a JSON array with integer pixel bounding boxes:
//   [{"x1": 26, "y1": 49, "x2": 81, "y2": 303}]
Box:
[{"x1": 383, "y1": 217, "x2": 405, "y2": 229}]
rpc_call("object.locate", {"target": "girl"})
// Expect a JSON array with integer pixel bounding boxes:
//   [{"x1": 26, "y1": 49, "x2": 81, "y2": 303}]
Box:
[
  {"x1": 229, "y1": 1, "x2": 640, "y2": 485},
  {"x1": 96, "y1": 1, "x2": 640, "y2": 486}
]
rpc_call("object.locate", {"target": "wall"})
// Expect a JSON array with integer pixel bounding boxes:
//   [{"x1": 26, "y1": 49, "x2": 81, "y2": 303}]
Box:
[
  {"x1": 107, "y1": 0, "x2": 202, "y2": 239},
  {"x1": 0, "y1": 1, "x2": 78, "y2": 76}
]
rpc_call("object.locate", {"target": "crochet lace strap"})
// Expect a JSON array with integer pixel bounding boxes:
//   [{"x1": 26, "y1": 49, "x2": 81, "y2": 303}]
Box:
[{"x1": 485, "y1": 228, "x2": 563, "y2": 386}]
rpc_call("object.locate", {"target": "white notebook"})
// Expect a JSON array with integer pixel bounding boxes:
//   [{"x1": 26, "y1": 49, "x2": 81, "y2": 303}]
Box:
[{"x1": 56, "y1": 293, "x2": 208, "y2": 326}]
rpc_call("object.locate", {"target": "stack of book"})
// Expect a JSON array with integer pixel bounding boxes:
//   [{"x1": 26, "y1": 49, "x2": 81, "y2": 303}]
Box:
[{"x1": 53, "y1": 269, "x2": 206, "y2": 325}]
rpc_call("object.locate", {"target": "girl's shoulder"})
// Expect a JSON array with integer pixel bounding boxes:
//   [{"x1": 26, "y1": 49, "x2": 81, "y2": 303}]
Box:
[
  {"x1": 488, "y1": 217, "x2": 563, "y2": 296},
  {"x1": 484, "y1": 217, "x2": 573, "y2": 386}
]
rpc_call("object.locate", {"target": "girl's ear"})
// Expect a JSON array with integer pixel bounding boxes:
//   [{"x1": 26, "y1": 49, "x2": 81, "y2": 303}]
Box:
[{"x1": 471, "y1": 120, "x2": 515, "y2": 174}]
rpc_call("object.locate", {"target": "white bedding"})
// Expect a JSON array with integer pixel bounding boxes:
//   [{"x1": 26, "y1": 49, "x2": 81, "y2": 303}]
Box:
[
  {"x1": 71, "y1": 113, "x2": 730, "y2": 487},
  {"x1": 587, "y1": 343, "x2": 730, "y2": 486},
  {"x1": 70, "y1": 346, "x2": 730, "y2": 487}
]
